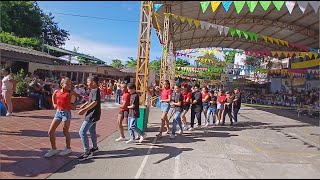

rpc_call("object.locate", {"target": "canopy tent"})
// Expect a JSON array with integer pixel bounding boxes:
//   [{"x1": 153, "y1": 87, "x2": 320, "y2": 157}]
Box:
[{"x1": 152, "y1": 1, "x2": 319, "y2": 52}]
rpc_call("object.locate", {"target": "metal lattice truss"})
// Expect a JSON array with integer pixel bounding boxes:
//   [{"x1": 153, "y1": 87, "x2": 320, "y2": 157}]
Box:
[
  {"x1": 152, "y1": 1, "x2": 319, "y2": 51},
  {"x1": 136, "y1": 1, "x2": 153, "y2": 106}
]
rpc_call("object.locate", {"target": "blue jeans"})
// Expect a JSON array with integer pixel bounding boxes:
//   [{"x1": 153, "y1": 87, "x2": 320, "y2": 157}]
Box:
[
  {"x1": 128, "y1": 117, "x2": 144, "y2": 140},
  {"x1": 172, "y1": 111, "x2": 182, "y2": 135},
  {"x1": 115, "y1": 89, "x2": 121, "y2": 104},
  {"x1": 29, "y1": 93, "x2": 44, "y2": 108},
  {"x1": 206, "y1": 107, "x2": 217, "y2": 124},
  {"x1": 233, "y1": 107, "x2": 240, "y2": 123},
  {"x1": 79, "y1": 121, "x2": 97, "y2": 153}
]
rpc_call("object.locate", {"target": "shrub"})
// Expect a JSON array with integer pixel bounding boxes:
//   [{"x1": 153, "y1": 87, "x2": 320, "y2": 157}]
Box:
[{"x1": 12, "y1": 69, "x2": 31, "y2": 97}]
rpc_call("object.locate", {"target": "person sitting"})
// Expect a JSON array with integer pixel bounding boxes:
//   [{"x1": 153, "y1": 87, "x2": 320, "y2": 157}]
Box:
[{"x1": 27, "y1": 78, "x2": 46, "y2": 110}]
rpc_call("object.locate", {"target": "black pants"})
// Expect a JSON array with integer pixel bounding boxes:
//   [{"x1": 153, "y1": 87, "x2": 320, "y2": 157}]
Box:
[
  {"x1": 191, "y1": 108, "x2": 202, "y2": 128},
  {"x1": 233, "y1": 107, "x2": 240, "y2": 122},
  {"x1": 222, "y1": 106, "x2": 233, "y2": 124}
]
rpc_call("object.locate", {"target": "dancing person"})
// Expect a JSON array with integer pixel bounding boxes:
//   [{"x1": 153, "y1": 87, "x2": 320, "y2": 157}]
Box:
[
  {"x1": 170, "y1": 84, "x2": 184, "y2": 139},
  {"x1": 45, "y1": 77, "x2": 78, "y2": 158},
  {"x1": 126, "y1": 83, "x2": 147, "y2": 144},
  {"x1": 77, "y1": 76, "x2": 101, "y2": 161},
  {"x1": 232, "y1": 88, "x2": 242, "y2": 124},
  {"x1": 201, "y1": 86, "x2": 210, "y2": 124},
  {"x1": 189, "y1": 84, "x2": 202, "y2": 131},
  {"x1": 205, "y1": 90, "x2": 217, "y2": 127},
  {"x1": 115, "y1": 82, "x2": 131, "y2": 142},
  {"x1": 221, "y1": 91, "x2": 234, "y2": 125},
  {"x1": 217, "y1": 91, "x2": 226, "y2": 125},
  {"x1": 157, "y1": 80, "x2": 172, "y2": 137},
  {"x1": 1, "y1": 67, "x2": 16, "y2": 116},
  {"x1": 181, "y1": 84, "x2": 192, "y2": 130}
]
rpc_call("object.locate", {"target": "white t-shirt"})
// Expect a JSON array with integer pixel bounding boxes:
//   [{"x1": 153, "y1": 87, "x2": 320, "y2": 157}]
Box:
[{"x1": 2, "y1": 75, "x2": 14, "y2": 91}]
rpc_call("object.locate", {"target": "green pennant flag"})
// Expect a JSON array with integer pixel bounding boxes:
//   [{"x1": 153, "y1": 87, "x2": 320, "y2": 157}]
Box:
[
  {"x1": 272, "y1": 1, "x2": 285, "y2": 11},
  {"x1": 234, "y1": 1, "x2": 246, "y2": 14},
  {"x1": 230, "y1": 28, "x2": 236, "y2": 37},
  {"x1": 236, "y1": 29, "x2": 242, "y2": 38},
  {"x1": 254, "y1": 34, "x2": 259, "y2": 42},
  {"x1": 246, "y1": 1, "x2": 258, "y2": 12},
  {"x1": 200, "y1": 1, "x2": 211, "y2": 13},
  {"x1": 242, "y1": 31, "x2": 249, "y2": 39},
  {"x1": 259, "y1": 1, "x2": 272, "y2": 11}
]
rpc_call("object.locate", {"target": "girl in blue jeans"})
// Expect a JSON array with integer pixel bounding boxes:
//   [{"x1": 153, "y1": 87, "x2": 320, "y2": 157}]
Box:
[{"x1": 206, "y1": 90, "x2": 217, "y2": 127}]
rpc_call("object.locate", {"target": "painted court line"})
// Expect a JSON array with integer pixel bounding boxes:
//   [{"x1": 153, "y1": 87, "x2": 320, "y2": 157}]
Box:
[{"x1": 134, "y1": 137, "x2": 158, "y2": 179}]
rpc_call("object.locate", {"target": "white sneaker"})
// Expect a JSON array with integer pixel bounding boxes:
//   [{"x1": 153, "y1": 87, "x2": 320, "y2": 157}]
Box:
[
  {"x1": 59, "y1": 148, "x2": 72, "y2": 156},
  {"x1": 169, "y1": 134, "x2": 176, "y2": 139},
  {"x1": 188, "y1": 127, "x2": 194, "y2": 131},
  {"x1": 204, "y1": 123, "x2": 209, "y2": 127},
  {"x1": 44, "y1": 149, "x2": 60, "y2": 158},
  {"x1": 139, "y1": 133, "x2": 147, "y2": 143},
  {"x1": 177, "y1": 130, "x2": 183, "y2": 135},
  {"x1": 6, "y1": 112, "x2": 13, "y2": 117},
  {"x1": 197, "y1": 125, "x2": 202, "y2": 129},
  {"x1": 115, "y1": 137, "x2": 126, "y2": 142},
  {"x1": 233, "y1": 121, "x2": 238, "y2": 125},
  {"x1": 126, "y1": 139, "x2": 135, "y2": 144}
]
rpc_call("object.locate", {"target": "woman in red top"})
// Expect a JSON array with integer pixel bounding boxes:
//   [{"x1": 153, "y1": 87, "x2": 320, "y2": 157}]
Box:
[
  {"x1": 201, "y1": 87, "x2": 210, "y2": 124},
  {"x1": 181, "y1": 84, "x2": 192, "y2": 130},
  {"x1": 45, "y1": 78, "x2": 78, "y2": 158},
  {"x1": 217, "y1": 91, "x2": 226, "y2": 125},
  {"x1": 157, "y1": 80, "x2": 172, "y2": 137}
]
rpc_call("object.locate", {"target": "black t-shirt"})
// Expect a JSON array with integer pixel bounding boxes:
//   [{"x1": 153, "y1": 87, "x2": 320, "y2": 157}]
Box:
[
  {"x1": 129, "y1": 92, "x2": 140, "y2": 118},
  {"x1": 173, "y1": 92, "x2": 183, "y2": 112},
  {"x1": 85, "y1": 88, "x2": 101, "y2": 122},
  {"x1": 233, "y1": 93, "x2": 242, "y2": 109},
  {"x1": 192, "y1": 91, "x2": 202, "y2": 112},
  {"x1": 209, "y1": 96, "x2": 217, "y2": 108}
]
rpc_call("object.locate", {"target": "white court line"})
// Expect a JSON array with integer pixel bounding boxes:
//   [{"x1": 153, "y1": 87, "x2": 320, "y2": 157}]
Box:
[
  {"x1": 134, "y1": 137, "x2": 158, "y2": 179},
  {"x1": 173, "y1": 154, "x2": 181, "y2": 179}
]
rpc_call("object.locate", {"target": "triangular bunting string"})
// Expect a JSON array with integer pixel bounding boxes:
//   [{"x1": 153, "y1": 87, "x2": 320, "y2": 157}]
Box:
[
  {"x1": 309, "y1": 1, "x2": 320, "y2": 13},
  {"x1": 234, "y1": 1, "x2": 246, "y2": 14},
  {"x1": 261, "y1": 35, "x2": 268, "y2": 42},
  {"x1": 218, "y1": 25, "x2": 223, "y2": 35},
  {"x1": 260, "y1": 1, "x2": 272, "y2": 11},
  {"x1": 200, "y1": 21, "x2": 206, "y2": 29},
  {"x1": 200, "y1": 1, "x2": 211, "y2": 13},
  {"x1": 297, "y1": 1, "x2": 308, "y2": 13},
  {"x1": 271, "y1": 51, "x2": 277, "y2": 56},
  {"x1": 154, "y1": 4, "x2": 163, "y2": 12},
  {"x1": 194, "y1": 20, "x2": 200, "y2": 28},
  {"x1": 273, "y1": 38, "x2": 280, "y2": 45},
  {"x1": 267, "y1": 37, "x2": 274, "y2": 43},
  {"x1": 211, "y1": 1, "x2": 222, "y2": 13},
  {"x1": 223, "y1": 27, "x2": 229, "y2": 36},
  {"x1": 230, "y1": 28, "x2": 236, "y2": 37},
  {"x1": 247, "y1": 1, "x2": 258, "y2": 12},
  {"x1": 285, "y1": 1, "x2": 296, "y2": 14},
  {"x1": 272, "y1": 1, "x2": 285, "y2": 11},
  {"x1": 187, "y1": 18, "x2": 193, "y2": 26},
  {"x1": 222, "y1": 1, "x2": 233, "y2": 12},
  {"x1": 243, "y1": 31, "x2": 249, "y2": 39},
  {"x1": 236, "y1": 29, "x2": 242, "y2": 38},
  {"x1": 179, "y1": 16, "x2": 186, "y2": 23}
]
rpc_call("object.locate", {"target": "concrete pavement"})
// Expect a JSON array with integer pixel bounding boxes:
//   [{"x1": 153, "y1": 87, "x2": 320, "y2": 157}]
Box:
[{"x1": 48, "y1": 106, "x2": 320, "y2": 179}]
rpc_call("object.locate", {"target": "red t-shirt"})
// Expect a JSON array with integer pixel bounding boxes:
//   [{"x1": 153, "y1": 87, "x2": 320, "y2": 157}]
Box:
[
  {"x1": 202, "y1": 92, "x2": 209, "y2": 102},
  {"x1": 120, "y1": 91, "x2": 131, "y2": 111},
  {"x1": 56, "y1": 89, "x2": 71, "y2": 110},
  {"x1": 218, "y1": 95, "x2": 226, "y2": 104},
  {"x1": 182, "y1": 91, "x2": 192, "y2": 105},
  {"x1": 161, "y1": 87, "x2": 172, "y2": 101}
]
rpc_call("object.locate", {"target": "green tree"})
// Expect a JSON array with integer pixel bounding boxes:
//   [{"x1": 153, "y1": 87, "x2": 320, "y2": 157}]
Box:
[
  {"x1": 125, "y1": 57, "x2": 137, "y2": 68},
  {"x1": 243, "y1": 55, "x2": 261, "y2": 67},
  {"x1": 224, "y1": 51, "x2": 237, "y2": 64},
  {"x1": 111, "y1": 59, "x2": 124, "y2": 68},
  {"x1": 0, "y1": 32, "x2": 40, "y2": 48},
  {"x1": 175, "y1": 58, "x2": 190, "y2": 67},
  {"x1": 149, "y1": 58, "x2": 161, "y2": 75}
]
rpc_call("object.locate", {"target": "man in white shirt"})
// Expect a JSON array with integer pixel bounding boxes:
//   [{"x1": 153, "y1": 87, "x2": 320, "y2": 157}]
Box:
[{"x1": 2, "y1": 67, "x2": 16, "y2": 116}]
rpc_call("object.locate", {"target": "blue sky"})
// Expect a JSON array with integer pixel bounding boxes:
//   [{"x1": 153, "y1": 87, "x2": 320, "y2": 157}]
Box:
[{"x1": 37, "y1": 1, "x2": 163, "y2": 65}]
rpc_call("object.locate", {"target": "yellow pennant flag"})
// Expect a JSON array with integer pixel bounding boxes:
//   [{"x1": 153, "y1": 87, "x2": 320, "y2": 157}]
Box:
[
  {"x1": 283, "y1": 40, "x2": 289, "y2": 46},
  {"x1": 279, "y1": 40, "x2": 285, "y2": 46},
  {"x1": 208, "y1": 49, "x2": 213, "y2": 54},
  {"x1": 267, "y1": 37, "x2": 274, "y2": 43},
  {"x1": 307, "y1": 53, "x2": 313, "y2": 59},
  {"x1": 273, "y1": 38, "x2": 280, "y2": 45},
  {"x1": 313, "y1": 52, "x2": 319, "y2": 58},
  {"x1": 198, "y1": 49, "x2": 203, "y2": 53},
  {"x1": 283, "y1": 51, "x2": 289, "y2": 57},
  {"x1": 211, "y1": 1, "x2": 221, "y2": 13},
  {"x1": 271, "y1": 51, "x2": 277, "y2": 56},
  {"x1": 179, "y1": 16, "x2": 186, "y2": 23},
  {"x1": 187, "y1": 18, "x2": 193, "y2": 26},
  {"x1": 213, "y1": 49, "x2": 217, "y2": 54},
  {"x1": 288, "y1": 52, "x2": 295, "y2": 57},
  {"x1": 261, "y1": 35, "x2": 268, "y2": 42},
  {"x1": 300, "y1": 52, "x2": 307, "y2": 58},
  {"x1": 194, "y1": 20, "x2": 200, "y2": 28},
  {"x1": 276, "y1": 51, "x2": 283, "y2": 57}
]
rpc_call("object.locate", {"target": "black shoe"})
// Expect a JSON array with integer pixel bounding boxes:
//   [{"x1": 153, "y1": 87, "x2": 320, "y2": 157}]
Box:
[
  {"x1": 90, "y1": 147, "x2": 99, "y2": 153},
  {"x1": 77, "y1": 152, "x2": 92, "y2": 161}
]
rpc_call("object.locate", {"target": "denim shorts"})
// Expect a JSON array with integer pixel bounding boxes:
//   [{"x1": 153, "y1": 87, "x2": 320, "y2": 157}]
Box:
[
  {"x1": 202, "y1": 103, "x2": 209, "y2": 110},
  {"x1": 161, "y1": 102, "x2": 170, "y2": 113},
  {"x1": 54, "y1": 110, "x2": 72, "y2": 121},
  {"x1": 217, "y1": 103, "x2": 224, "y2": 110}
]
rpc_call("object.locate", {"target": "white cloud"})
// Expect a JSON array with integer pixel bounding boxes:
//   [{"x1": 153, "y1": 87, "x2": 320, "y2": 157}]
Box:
[{"x1": 63, "y1": 35, "x2": 137, "y2": 64}]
